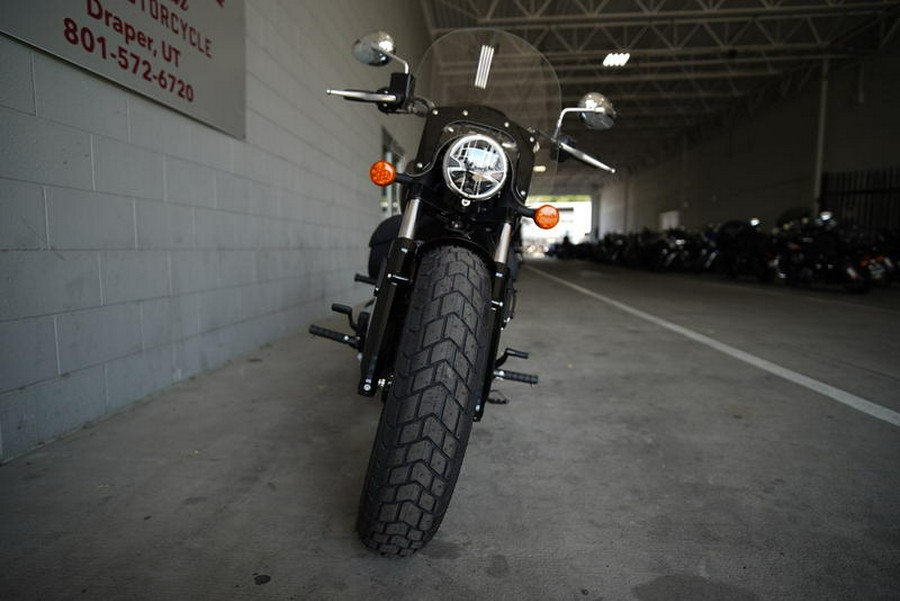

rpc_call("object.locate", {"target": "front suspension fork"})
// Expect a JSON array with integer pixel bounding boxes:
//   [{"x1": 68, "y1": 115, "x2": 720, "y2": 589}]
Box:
[
  {"x1": 357, "y1": 197, "x2": 422, "y2": 396},
  {"x1": 475, "y1": 222, "x2": 520, "y2": 420}
]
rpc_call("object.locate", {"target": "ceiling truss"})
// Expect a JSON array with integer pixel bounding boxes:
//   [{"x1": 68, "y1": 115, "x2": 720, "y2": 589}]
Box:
[{"x1": 419, "y1": 0, "x2": 900, "y2": 174}]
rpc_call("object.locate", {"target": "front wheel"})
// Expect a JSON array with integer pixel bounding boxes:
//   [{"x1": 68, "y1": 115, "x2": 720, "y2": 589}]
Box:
[{"x1": 357, "y1": 245, "x2": 493, "y2": 556}]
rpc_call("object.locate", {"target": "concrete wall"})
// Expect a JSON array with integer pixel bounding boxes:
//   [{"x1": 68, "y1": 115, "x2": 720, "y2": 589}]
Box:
[
  {"x1": 823, "y1": 55, "x2": 900, "y2": 173},
  {"x1": 0, "y1": 0, "x2": 428, "y2": 461},
  {"x1": 598, "y1": 53, "x2": 900, "y2": 235}
]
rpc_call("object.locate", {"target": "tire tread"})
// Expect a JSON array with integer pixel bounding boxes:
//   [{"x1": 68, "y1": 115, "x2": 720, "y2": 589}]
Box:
[{"x1": 356, "y1": 246, "x2": 492, "y2": 556}]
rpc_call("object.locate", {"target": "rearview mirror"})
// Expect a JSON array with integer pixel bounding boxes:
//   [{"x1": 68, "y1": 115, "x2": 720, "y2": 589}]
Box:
[
  {"x1": 351, "y1": 31, "x2": 396, "y2": 67},
  {"x1": 578, "y1": 93, "x2": 616, "y2": 130},
  {"x1": 553, "y1": 92, "x2": 617, "y2": 140}
]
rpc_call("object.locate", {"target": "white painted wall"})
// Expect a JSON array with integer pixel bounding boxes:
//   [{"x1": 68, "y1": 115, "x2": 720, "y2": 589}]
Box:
[{"x1": 0, "y1": 0, "x2": 428, "y2": 460}]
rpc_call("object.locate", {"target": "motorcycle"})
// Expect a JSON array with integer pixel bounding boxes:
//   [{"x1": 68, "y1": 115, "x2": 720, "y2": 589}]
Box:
[
  {"x1": 774, "y1": 214, "x2": 871, "y2": 293},
  {"x1": 716, "y1": 219, "x2": 778, "y2": 283},
  {"x1": 309, "y1": 29, "x2": 616, "y2": 555}
]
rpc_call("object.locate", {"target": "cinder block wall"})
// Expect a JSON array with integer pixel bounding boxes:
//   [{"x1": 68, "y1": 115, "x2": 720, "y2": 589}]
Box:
[
  {"x1": 0, "y1": 0, "x2": 427, "y2": 461},
  {"x1": 598, "y1": 53, "x2": 900, "y2": 234}
]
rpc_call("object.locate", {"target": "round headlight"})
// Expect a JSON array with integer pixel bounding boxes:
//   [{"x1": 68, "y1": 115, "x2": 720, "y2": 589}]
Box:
[{"x1": 442, "y1": 134, "x2": 509, "y2": 201}]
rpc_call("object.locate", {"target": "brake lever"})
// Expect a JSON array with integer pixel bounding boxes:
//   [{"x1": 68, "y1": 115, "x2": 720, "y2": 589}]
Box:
[
  {"x1": 557, "y1": 140, "x2": 616, "y2": 174},
  {"x1": 535, "y1": 129, "x2": 616, "y2": 174},
  {"x1": 326, "y1": 88, "x2": 399, "y2": 103}
]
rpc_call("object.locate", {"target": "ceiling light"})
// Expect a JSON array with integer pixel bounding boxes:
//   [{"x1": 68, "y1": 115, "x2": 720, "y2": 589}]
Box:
[{"x1": 603, "y1": 52, "x2": 630, "y2": 67}]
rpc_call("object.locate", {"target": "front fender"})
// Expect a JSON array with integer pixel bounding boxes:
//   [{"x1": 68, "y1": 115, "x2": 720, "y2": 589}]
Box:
[{"x1": 417, "y1": 236, "x2": 495, "y2": 273}]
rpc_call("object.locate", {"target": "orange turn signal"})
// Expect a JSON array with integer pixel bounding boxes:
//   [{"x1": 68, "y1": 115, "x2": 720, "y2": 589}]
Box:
[
  {"x1": 369, "y1": 160, "x2": 397, "y2": 187},
  {"x1": 533, "y1": 204, "x2": 560, "y2": 230}
]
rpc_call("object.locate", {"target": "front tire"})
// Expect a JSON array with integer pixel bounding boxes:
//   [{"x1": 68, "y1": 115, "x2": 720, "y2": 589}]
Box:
[{"x1": 357, "y1": 245, "x2": 493, "y2": 556}]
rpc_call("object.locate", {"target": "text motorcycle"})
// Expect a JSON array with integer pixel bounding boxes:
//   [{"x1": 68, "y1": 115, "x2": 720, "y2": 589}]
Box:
[{"x1": 310, "y1": 29, "x2": 616, "y2": 556}]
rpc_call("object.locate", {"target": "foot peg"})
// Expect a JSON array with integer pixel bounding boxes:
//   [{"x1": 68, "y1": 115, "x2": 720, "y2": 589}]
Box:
[
  {"x1": 332, "y1": 303, "x2": 368, "y2": 334},
  {"x1": 492, "y1": 369, "x2": 538, "y2": 385},
  {"x1": 309, "y1": 302, "x2": 367, "y2": 350},
  {"x1": 492, "y1": 347, "x2": 537, "y2": 384},
  {"x1": 496, "y1": 347, "x2": 529, "y2": 368},
  {"x1": 308, "y1": 324, "x2": 360, "y2": 350}
]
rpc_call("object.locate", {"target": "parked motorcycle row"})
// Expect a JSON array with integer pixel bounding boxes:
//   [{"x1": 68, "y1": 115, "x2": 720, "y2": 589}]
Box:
[{"x1": 547, "y1": 215, "x2": 899, "y2": 293}]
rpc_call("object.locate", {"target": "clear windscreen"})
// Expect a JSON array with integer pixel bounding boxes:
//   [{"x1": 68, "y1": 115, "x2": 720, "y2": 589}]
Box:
[{"x1": 414, "y1": 29, "x2": 561, "y2": 196}]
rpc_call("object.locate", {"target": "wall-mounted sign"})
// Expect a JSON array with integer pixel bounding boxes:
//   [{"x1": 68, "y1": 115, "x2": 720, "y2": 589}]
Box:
[{"x1": 1, "y1": 0, "x2": 245, "y2": 138}]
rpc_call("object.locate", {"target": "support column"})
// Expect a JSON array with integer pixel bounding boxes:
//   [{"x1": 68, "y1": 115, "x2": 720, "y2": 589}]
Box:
[
  {"x1": 680, "y1": 135, "x2": 689, "y2": 226},
  {"x1": 812, "y1": 58, "x2": 830, "y2": 212}
]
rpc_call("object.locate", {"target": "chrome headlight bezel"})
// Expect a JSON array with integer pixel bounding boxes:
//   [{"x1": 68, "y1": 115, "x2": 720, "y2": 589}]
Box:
[{"x1": 441, "y1": 134, "x2": 509, "y2": 201}]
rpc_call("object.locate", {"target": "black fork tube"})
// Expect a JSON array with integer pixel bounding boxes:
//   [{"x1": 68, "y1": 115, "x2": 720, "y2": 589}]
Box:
[
  {"x1": 475, "y1": 221, "x2": 515, "y2": 420},
  {"x1": 357, "y1": 197, "x2": 422, "y2": 396}
]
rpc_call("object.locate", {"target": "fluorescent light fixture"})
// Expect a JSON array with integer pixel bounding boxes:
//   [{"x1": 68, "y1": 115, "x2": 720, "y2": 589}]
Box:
[
  {"x1": 474, "y1": 45, "x2": 495, "y2": 89},
  {"x1": 603, "y1": 52, "x2": 630, "y2": 67},
  {"x1": 533, "y1": 165, "x2": 547, "y2": 173}
]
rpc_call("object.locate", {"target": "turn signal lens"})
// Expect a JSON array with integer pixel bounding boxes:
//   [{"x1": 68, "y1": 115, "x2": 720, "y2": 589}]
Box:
[
  {"x1": 369, "y1": 160, "x2": 397, "y2": 187},
  {"x1": 533, "y1": 204, "x2": 559, "y2": 230}
]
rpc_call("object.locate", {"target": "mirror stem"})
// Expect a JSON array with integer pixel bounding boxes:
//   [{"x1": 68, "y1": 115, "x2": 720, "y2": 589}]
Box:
[
  {"x1": 382, "y1": 50, "x2": 410, "y2": 74},
  {"x1": 553, "y1": 107, "x2": 586, "y2": 141}
]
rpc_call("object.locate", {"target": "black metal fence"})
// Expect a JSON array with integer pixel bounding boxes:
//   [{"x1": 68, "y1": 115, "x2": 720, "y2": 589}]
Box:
[{"x1": 820, "y1": 166, "x2": 900, "y2": 233}]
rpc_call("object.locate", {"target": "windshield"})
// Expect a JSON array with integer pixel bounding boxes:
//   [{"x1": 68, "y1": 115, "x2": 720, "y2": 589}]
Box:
[{"x1": 414, "y1": 29, "x2": 561, "y2": 195}]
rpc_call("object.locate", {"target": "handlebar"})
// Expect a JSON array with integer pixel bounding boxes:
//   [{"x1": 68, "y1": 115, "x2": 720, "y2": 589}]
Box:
[{"x1": 326, "y1": 86, "x2": 616, "y2": 174}]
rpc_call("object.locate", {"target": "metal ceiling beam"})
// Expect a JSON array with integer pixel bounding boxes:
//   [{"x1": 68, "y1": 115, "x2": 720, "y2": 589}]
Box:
[
  {"x1": 428, "y1": 0, "x2": 896, "y2": 33},
  {"x1": 553, "y1": 53, "x2": 854, "y2": 70},
  {"x1": 540, "y1": 43, "x2": 832, "y2": 60},
  {"x1": 424, "y1": 45, "x2": 845, "y2": 69},
  {"x1": 556, "y1": 69, "x2": 779, "y2": 83},
  {"x1": 435, "y1": 69, "x2": 777, "y2": 86},
  {"x1": 610, "y1": 119, "x2": 701, "y2": 129},
  {"x1": 454, "y1": 92, "x2": 740, "y2": 111},
  {"x1": 437, "y1": 53, "x2": 846, "y2": 79},
  {"x1": 620, "y1": 108, "x2": 716, "y2": 117},
  {"x1": 564, "y1": 90, "x2": 743, "y2": 101}
]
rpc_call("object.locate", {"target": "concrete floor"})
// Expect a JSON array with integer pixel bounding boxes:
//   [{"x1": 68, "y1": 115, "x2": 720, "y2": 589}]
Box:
[{"x1": 2, "y1": 259, "x2": 899, "y2": 600}]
